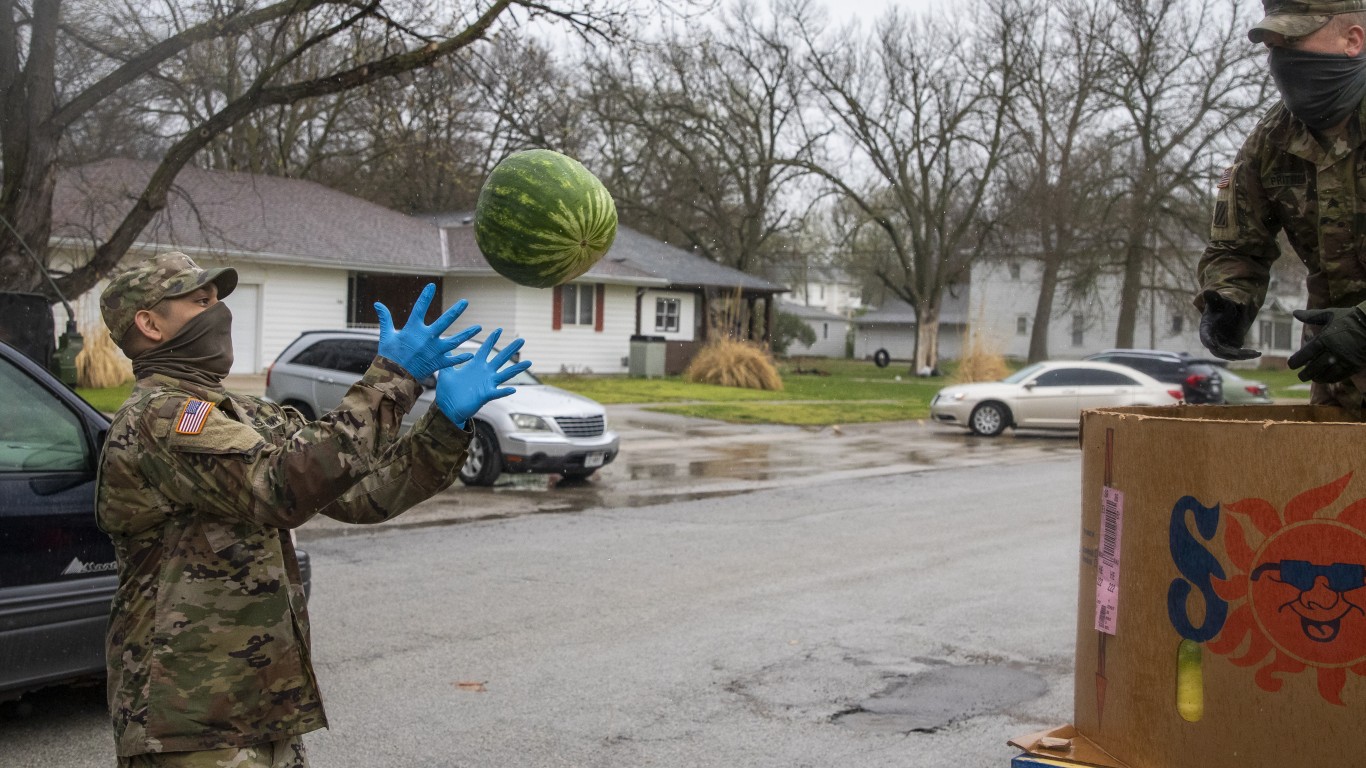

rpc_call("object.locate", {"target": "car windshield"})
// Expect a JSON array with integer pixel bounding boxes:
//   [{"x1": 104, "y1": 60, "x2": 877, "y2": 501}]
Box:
[{"x1": 1002, "y1": 363, "x2": 1047, "y2": 384}]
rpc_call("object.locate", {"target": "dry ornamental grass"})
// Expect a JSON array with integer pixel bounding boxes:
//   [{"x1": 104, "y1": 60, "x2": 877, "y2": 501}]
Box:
[
  {"x1": 952, "y1": 328, "x2": 1009, "y2": 384},
  {"x1": 683, "y1": 338, "x2": 784, "y2": 391},
  {"x1": 77, "y1": 324, "x2": 133, "y2": 388}
]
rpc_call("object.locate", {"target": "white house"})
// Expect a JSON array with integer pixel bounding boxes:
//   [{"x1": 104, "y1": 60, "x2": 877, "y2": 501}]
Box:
[
  {"x1": 965, "y1": 258, "x2": 1305, "y2": 363},
  {"x1": 49, "y1": 159, "x2": 785, "y2": 375},
  {"x1": 778, "y1": 302, "x2": 849, "y2": 358},
  {"x1": 851, "y1": 287, "x2": 972, "y2": 363}
]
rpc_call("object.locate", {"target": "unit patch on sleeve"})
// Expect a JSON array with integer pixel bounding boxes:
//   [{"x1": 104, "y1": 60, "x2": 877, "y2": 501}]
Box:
[{"x1": 175, "y1": 399, "x2": 215, "y2": 435}]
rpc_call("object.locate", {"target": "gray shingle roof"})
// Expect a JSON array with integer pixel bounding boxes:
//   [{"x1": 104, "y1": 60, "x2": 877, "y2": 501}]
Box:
[
  {"x1": 778, "y1": 302, "x2": 848, "y2": 321},
  {"x1": 50, "y1": 160, "x2": 786, "y2": 295},
  {"x1": 53, "y1": 159, "x2": 443, "y2": 271},
  {"x1": 430, "y1": 213, "x2": 785, "y2": 292}
]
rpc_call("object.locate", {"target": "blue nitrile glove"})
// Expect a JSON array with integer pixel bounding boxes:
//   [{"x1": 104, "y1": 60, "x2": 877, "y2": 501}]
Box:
[
  {"x1": 433, "y1": 329, "x2": 532, "y2": 427},
  {"x1": 1288, "y1": 306, "x2": 1366, "y2": 383},
  {"x1": 374, "y1": 283, "x2": 481, "y2": 380}
]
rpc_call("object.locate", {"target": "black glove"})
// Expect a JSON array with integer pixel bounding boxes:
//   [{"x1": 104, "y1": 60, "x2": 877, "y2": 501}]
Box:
[
  {"x1": 1198, "y1": 291, "x2": 1260, "y2": 361},
  {"x1": 1288, "y1": 306, "x2": 1366, "y2": 383}
]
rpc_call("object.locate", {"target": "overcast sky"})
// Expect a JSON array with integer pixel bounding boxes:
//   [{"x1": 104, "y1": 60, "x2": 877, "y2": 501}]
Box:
[{"x1": 829, "y1": 0, "x2": 949, "y2": 24}]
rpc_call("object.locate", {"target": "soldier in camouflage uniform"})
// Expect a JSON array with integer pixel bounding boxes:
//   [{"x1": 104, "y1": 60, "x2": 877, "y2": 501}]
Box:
[
  {"x1": 1198, "y1": 1, "x2": 1366, "y2": 414},
  {"x1": 97, "y1": 251, "x2": 531, "y2": 767}
]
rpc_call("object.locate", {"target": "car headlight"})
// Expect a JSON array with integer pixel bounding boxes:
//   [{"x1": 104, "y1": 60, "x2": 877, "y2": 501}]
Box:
[
  {"x1": 510, "y1": 413, "x2": 553, "y2": 431},
  {"x1": 952, "y1": 392, "x2": 967, "y2": 401}
]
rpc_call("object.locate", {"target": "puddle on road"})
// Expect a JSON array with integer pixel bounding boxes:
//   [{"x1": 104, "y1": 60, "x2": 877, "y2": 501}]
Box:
[{"x1": 833, "y1": 664, "x2": 1047, "y2": 734}]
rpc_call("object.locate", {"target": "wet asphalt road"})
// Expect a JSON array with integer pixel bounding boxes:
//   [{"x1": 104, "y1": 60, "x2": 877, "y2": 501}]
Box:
[
  {"x1": 1, "y1": 412, "x2": 1083, "y2": 767},
  {"x1": 299, "y1": 404, "x2": 1081, "y2": 537}
]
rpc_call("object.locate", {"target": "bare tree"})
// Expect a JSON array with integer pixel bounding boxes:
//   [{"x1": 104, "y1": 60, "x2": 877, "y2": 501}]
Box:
[
  {"x1": 993, "y1": 0, "x2": 1121, "y2": 362},
  {"x1": 797, "y1": 0, "x2": 1025, "y2": 373},
  {"x1": 1102, "y1": 0, "x2": 1270, "y2": 348},
  {"x1": 583, "y1": 0, "x2": 821, "y2": 274},
  {"x1": 2, "y1": 0, "x2": 681, "y2": 302}
]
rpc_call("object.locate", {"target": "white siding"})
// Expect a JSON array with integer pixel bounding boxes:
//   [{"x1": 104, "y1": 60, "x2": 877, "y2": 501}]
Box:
[
  {"x1": 854, "y1": 326, "x2": 914, "y2": 361},
  {"x1": 788, "y1": 318, "x2": 848, "y2": 358},
  {"x1": 514, "y1": 281, "x2": 634, "y2": 375},
  {"x1": 967, "y1": 261, "x2": 1209, "y2": 360},
  {"x1": 443, "y1": 276, "x2": 520, "y2": 343},
  {"x1": 640, "y1": 289, "x2": 698, "y2": 341},
  {"x1": 227, "y1": 262, "x2": 348, "y2": 371}
]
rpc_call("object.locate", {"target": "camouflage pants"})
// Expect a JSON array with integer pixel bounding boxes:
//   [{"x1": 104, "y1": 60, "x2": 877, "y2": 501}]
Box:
[{"x1": 117, "y1": 736, "x2": 307, "y2": 768}]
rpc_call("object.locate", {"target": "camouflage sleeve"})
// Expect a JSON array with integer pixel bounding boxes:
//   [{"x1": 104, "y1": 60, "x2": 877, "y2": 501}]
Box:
[
  {"x1": 144, "y1": 357, "x2": 423, "y2": 528},
  {"x1": 1195, "y1": 146, "x2": 1281, "y2": 315},
  {"x1": 316, "y1": 407, "x2": 471, "y2": 524}
]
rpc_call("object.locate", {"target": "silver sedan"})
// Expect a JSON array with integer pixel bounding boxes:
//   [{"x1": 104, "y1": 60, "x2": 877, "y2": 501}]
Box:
[{"x1": 930, "y1": 360, "x2": 1181, "y2": 436}]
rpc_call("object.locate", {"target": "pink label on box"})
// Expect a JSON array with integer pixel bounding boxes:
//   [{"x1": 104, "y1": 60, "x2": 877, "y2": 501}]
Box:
[{"x1": 1095, "y1": 487, "x2": 1124, "y2": 635}]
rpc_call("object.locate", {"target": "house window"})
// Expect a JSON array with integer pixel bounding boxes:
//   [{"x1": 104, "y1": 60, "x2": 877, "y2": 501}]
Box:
[
  {"x1": 818, "y1": 285, "x2": 825, "y2": 300},
  {"x1": 822, "y1": 322, "x2": 829, "y2": 339},
  {"x1": 1261, "y1": 318, "x2": 1292, "y2": 350},
  {"x1": 1071, "y1": 313, "x2": 1085, "y2": 347},
  {"x1": 655, "y1": 298, "x2": 680, "y2": 332},
  {"x1": 1009, "y1": 262, "x2": 1022, "y2": 280},
  {"x1": 1016, "y1": 316, "x2": 1028, "y2": 336},
  {"x1": 1171, "y1": 314, "x2": 1184, "y2": 334},
  {"x1": 562, "y1": 284, "x2": 595, "y2": 326}
]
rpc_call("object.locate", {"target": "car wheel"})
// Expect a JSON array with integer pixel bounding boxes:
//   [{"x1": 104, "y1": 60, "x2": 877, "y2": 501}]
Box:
[
  {"x1": 873, "y1": 348, "x2": 891, "y2": 368},
  {"x1": 282, "y1": 399, "x2": 316, "y2": 420},
  {"x1": 969, "y1": 402, "x2": 1010, "y2": 437},
  {"x1": 459, "y1": 421, "x2": 503, "y2": 486}
]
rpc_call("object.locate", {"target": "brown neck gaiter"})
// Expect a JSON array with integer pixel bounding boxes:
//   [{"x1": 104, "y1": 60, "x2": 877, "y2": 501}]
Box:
[{"x1": 132, "y1": 302, "x2": 235, "y2": 391}]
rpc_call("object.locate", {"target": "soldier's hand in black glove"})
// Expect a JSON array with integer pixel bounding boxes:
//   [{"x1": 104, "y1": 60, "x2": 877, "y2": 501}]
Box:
[
  {"x1": 1288, "y1": 306, "x2": 1366, "y2": 383},
  {"x1": 1198, "y1": 291, "x2": 1260, "y2": 361}
]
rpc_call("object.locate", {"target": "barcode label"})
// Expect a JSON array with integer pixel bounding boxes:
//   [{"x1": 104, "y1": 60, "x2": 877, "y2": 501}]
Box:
[{"x1": 1095, "y1": 487, "x2": 1124, "y2": 635}]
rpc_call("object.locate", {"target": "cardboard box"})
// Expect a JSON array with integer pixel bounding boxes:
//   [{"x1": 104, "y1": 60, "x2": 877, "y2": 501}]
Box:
[{"x1": 1022, "y1": 405, "x2": 1366, "y2": 768}]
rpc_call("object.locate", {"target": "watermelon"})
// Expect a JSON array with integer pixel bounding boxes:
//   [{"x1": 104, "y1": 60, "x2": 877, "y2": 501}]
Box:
[{"x1": 473, "y1": 149, "x2": 618, "y2": 288}]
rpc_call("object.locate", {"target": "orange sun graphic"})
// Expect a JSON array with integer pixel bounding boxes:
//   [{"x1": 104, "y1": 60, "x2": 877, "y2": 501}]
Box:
[{"x1": 1208, "y1": 472, "x2": 1366, "y2": 705}]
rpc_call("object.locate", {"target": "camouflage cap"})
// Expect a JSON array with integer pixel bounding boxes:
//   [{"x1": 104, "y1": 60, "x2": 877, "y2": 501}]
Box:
[
  {"x1": 100, "y1": 251, "x2": 238, "y2": 342},
  {"x1": 1249, "y1": 0, "x2": 1366, "y2": 43}
]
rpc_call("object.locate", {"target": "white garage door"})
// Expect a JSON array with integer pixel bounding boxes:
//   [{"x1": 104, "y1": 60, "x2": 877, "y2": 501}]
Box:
[{"x1": 222, "y1": 283, "x2": 260, "y2": 373}]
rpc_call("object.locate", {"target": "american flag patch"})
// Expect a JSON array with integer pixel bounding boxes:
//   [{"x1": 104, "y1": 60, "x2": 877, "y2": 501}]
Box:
[
  {"x1": 175, "y1": 399, "x2": 215, "y2": 435},
  {"x1": 1217, "y1": 166, "x2": 1233, "y2": 188}
]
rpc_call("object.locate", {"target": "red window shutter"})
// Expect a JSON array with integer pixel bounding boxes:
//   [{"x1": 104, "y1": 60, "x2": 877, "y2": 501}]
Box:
[
  {"x1": 552, "y1": 286, "x2": 563, "y2": 330},
  {"x1": 594, "y1": 284, "x2": 605, "y2": 332}
]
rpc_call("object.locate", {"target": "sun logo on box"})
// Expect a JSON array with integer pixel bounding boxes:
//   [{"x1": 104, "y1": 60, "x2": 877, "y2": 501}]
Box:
[{"x1": 1203, "y1": 473, "x2": 1366, "y2": 705}]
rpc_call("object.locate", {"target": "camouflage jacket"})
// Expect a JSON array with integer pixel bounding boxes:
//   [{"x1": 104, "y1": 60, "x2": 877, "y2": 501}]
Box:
[
  {"x1": 1199, "y1": 100, "x2": 1366, "y2": 315},
  {"x1": 96, "y1": 357, "x2": 469, "y2": 756}
]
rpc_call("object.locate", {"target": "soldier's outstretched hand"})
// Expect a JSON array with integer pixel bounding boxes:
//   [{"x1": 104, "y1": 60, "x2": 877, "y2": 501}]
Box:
[
  {"x1": 1289, "y1": 306, "x2": 1366, "y2": 383},
  {"x1": 434, "y1": 329, "x2": 532, "y2": 428},
  {"x1": 374, "y1": 283, "x2": 481, "y2": 380}
]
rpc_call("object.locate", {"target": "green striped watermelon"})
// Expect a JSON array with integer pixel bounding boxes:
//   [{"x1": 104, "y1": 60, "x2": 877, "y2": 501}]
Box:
[{"x1": 474, "y1": 149, "x2": 618, "y2": 288}]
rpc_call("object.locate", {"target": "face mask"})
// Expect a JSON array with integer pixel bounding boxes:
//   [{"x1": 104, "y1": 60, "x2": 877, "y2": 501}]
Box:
[
  {"x1": 1268, "y1": 46, "x2": 1366, "y2": 132},
  {"x1": 132, "y1": 301, "x2": 235, "y2": 390}
]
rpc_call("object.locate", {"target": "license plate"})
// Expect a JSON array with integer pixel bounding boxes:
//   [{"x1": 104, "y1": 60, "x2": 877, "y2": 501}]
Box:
[{"x1": 584, "y1": 452, "x2": 605, "y2": 468}]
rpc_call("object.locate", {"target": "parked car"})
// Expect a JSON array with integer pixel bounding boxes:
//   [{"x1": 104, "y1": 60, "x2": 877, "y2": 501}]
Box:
[
  {"x1": 0, "y1": 339, "x2": 311, "y2": 702},
  {"x1": 1188, "y1": 359, "x2": 1273, "y2": 405},
  {"x1": 265, "y1": 329, "x2": 619, "y2": 485},
  {"x1": 1083, "y1": 349, "x2": 1225, "y2": 404},
  {"x1": 930, "y1": 361, "x2": 1182, "y2": 436}
]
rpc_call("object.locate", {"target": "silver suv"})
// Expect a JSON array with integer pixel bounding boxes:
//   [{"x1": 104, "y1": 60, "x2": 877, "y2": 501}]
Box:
[{"x1": 265, "y1": 329, "x2": 619, "y2": 486}]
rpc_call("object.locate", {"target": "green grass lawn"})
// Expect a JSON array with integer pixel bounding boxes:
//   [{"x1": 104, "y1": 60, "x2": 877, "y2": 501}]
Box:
[
  {"x1": 76, "y1": 384, "x2": 133, "y2": 413},
  {"x1": 543, "y1": 357, "x2": 946, "y2": 426},
  {"x1": 70, "y1": 359, "x2": 1314, "y2": 427},
  {"x1": 1246, "y1": 367, "x2": 1309, "y2": 400}
]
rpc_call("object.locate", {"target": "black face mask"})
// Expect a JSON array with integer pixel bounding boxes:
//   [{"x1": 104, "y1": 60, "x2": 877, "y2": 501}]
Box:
[
  {"x1": 1268, "y1": 46, "x2": 1366, "y2": 132},
  {"x1": 132, "y1": 301, "x2": 235, "y2": 391}
]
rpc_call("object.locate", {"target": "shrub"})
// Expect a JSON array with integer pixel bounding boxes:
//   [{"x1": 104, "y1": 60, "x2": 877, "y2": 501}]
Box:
[
  {"x1": 684, "y1": 338, "x2": 784, "y2": 390},
  {"x1": 772, "y1": 310, "x2": 817, "y2": 356}
]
